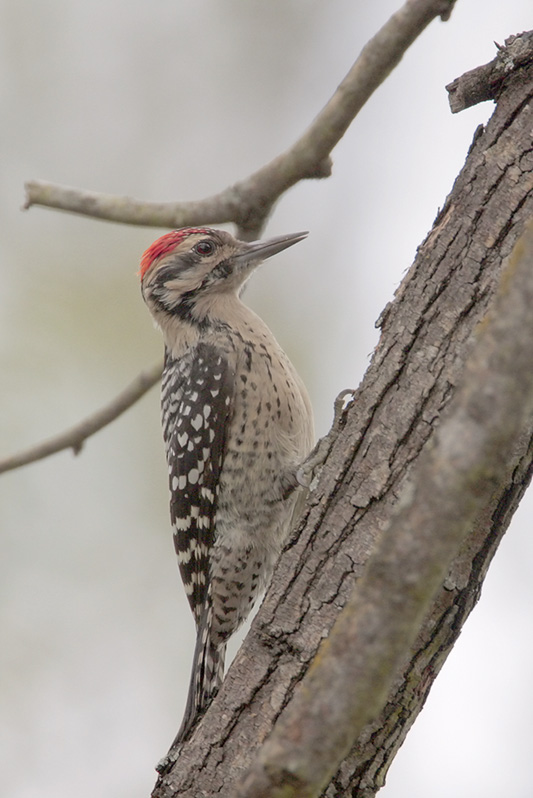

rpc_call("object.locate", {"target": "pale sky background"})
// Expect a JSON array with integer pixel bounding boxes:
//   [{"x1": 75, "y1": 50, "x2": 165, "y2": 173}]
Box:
[{"x1": 1, "y1": 2, "x2": 532, "y2": 797}]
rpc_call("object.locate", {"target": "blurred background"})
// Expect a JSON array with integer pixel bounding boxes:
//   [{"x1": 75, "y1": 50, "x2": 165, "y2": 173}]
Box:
[{"x1": 1, "y1": 2, "x2": 532, "y2": 796}]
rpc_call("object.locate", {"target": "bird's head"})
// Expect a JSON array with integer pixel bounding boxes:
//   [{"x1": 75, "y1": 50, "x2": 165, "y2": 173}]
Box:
[{"x1": 140, "y1": 226, "x2": 307, "y2": 326}]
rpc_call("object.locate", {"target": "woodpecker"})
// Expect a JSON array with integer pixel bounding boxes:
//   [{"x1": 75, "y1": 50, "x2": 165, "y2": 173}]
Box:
[{"x1": 140, "y1": 226, "x2": 314, "y2": 744}]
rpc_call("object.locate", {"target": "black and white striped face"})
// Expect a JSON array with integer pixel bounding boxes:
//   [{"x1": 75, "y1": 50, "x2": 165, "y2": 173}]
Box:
[
  {"x1": 140, "y1": 227, "x2": 308, "y2": 325},
  {"x1": 140, "y1": 228, "x2": 249, "y2": 321}
]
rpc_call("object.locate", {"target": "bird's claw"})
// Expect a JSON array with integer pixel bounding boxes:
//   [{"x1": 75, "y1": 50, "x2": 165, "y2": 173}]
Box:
[{"x1": 296, "y1": 388, "x2": 356, "y2": 490}]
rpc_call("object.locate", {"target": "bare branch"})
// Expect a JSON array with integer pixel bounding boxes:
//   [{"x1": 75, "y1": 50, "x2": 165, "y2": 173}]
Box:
[
  {"x1": 0, "y1": 361, "x2": 162, "y2": 475},
  {"x1": 446, "y1": 30, "x2": 533, "y2": 112},
  {"x1": 237, "y1": 221, "x2": 533, "y2": 798},
  {"x1": 25, "y1": 0, "x2": 457, "y2": 239}
]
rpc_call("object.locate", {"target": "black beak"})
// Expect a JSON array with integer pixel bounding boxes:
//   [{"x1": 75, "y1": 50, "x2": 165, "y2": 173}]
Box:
[{"x1": 235, "y1": 231, "x2": 308, "y2": 264}]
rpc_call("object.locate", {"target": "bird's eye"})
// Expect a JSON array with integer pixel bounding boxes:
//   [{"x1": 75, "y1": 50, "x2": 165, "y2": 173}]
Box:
[{"x1": 194, "y1": 240, "x2": 215, "y2": 256}]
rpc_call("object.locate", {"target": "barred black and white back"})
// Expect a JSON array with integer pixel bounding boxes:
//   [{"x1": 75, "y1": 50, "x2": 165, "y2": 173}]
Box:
[
  {"x1": 162, "y1": 343, "x2": 232, "y2": 622},
  {"x1": 161, "y1": 342, "x2": 233, "y2": 739}
]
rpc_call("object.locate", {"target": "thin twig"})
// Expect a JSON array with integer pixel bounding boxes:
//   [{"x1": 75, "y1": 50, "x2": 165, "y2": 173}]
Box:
[
  {"x1": 0, "y1": 361, "x2": 163, "y2": 475},
  {"x1": 24, "y1": 0, "x2": 457, "y2": 240}
]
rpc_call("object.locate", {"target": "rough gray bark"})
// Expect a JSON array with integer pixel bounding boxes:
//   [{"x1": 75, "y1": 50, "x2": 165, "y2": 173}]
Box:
[
  {"x1": 235, "y1": 218, "x2": 533, "y2": 798},
  {"x1": 152, "y1": 58, "x2": 533, "y2": 798},
  {"x1": 446, "y1": 30, "x2": 533, "y2": 112}
]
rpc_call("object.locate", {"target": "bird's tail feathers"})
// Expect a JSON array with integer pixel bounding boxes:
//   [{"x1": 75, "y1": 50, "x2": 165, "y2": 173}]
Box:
[{"x1": 172, "y1": 603, "x2": 226, "y2": 746}]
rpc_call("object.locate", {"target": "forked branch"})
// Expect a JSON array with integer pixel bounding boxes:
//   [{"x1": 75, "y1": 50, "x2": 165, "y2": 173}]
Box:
[
  {"x1": 6, "y1": 0, "x2": 458, "y2": 478},
  {"x1": 24, "y1": 0, "x2": 457, "y2": 240}
]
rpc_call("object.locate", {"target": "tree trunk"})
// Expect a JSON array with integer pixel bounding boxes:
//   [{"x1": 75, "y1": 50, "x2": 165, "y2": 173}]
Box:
[{"x1": 152, "y1": 58, "x2": 533, "y2": 798}]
